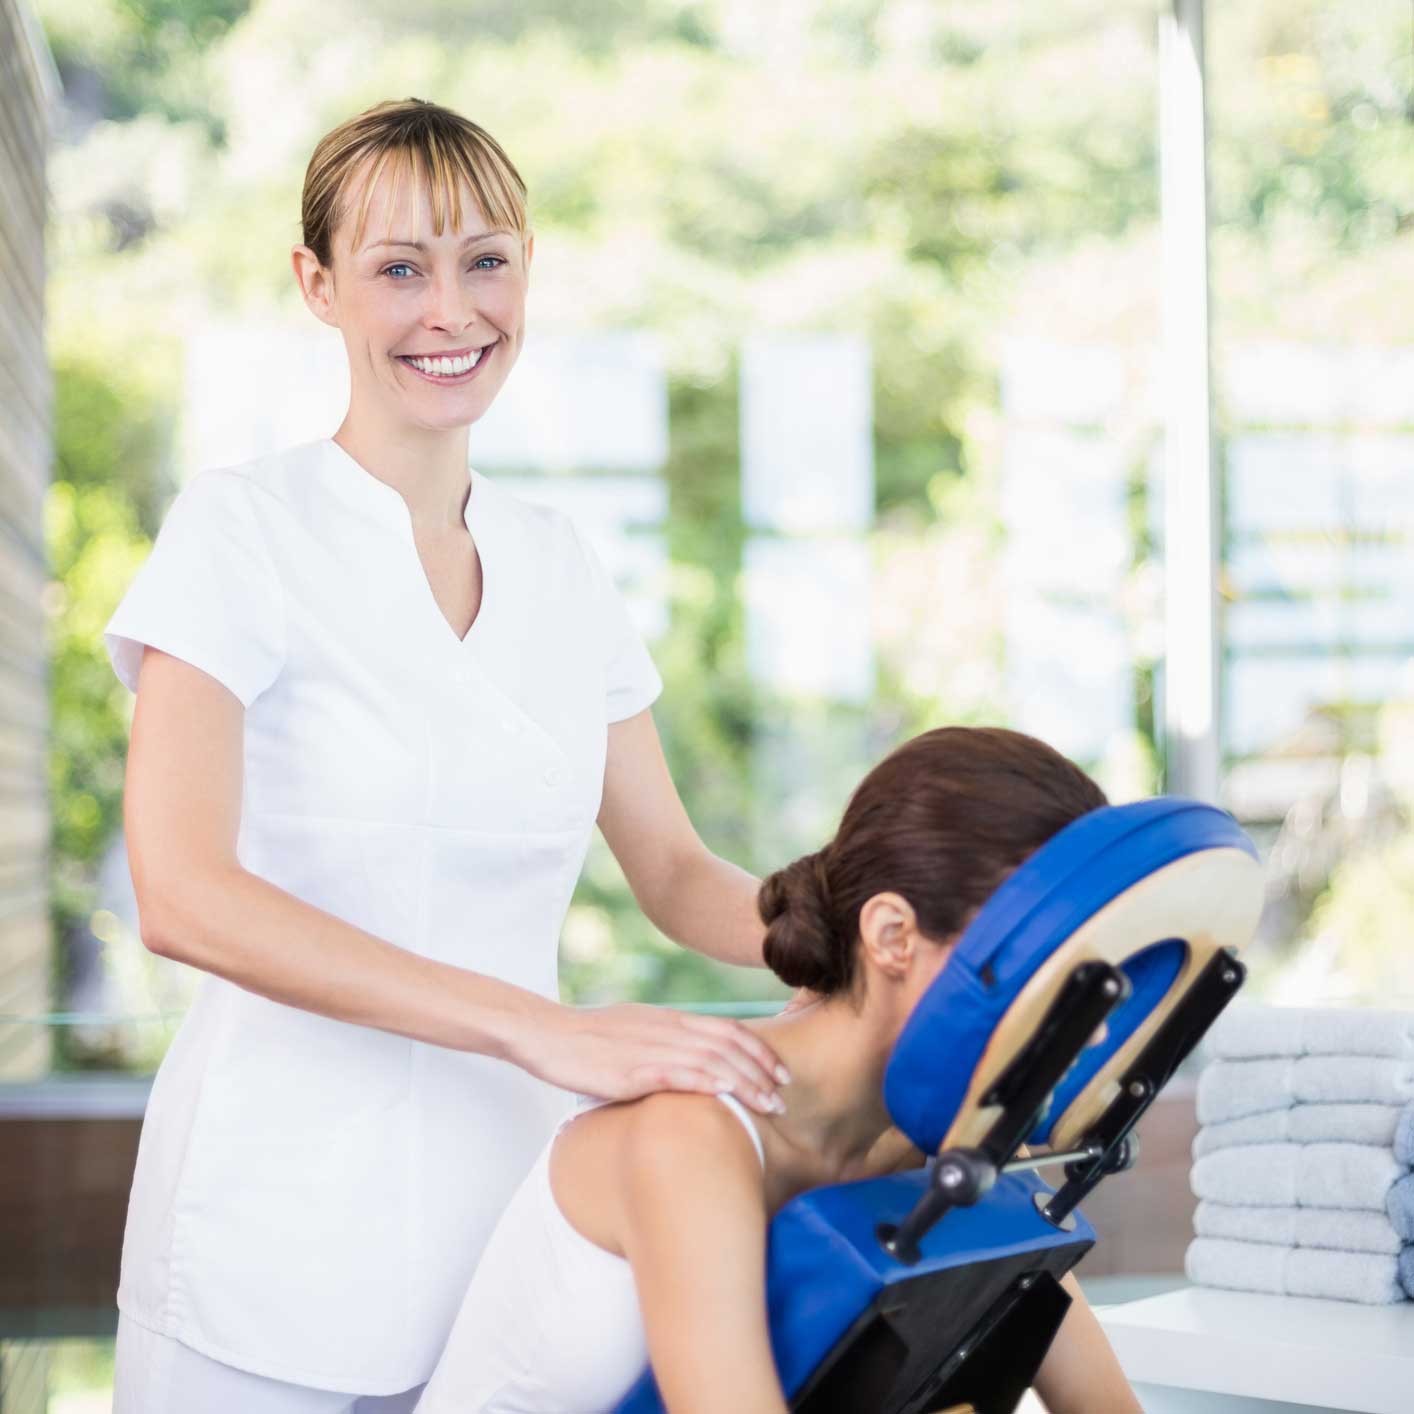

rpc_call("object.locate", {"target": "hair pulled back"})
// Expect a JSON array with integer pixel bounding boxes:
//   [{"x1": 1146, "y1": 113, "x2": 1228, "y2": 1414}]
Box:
[{"x1": 758, "y1": 727, "x2": 1108, "y2": 997}]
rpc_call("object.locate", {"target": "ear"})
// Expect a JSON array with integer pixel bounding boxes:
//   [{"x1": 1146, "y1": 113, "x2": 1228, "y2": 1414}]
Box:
[
  {"x1": 856, "y1": 891, "x2": 920, "y2": 983},
  {"x1": 523, "y1": 228, "x2": 535, "y2": 275},
  {"x1": 291, "y1": 245, "x2": 339, "y2": 330}
]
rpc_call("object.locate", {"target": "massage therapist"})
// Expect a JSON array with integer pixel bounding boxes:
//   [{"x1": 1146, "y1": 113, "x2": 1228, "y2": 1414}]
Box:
[{"x1": 104, "y1": 98, "x2": 792, "y2": 1414}]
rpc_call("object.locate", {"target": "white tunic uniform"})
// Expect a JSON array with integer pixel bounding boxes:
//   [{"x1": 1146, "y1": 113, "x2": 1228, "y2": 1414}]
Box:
[{"x1": 103, "y1": 435, "x2": 663, "y2": 1396}]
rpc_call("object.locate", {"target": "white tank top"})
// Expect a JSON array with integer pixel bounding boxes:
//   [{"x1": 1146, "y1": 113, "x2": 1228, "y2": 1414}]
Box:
[{"x1": 414, "y1": 1092, "x2": 766, "y2": 1414}]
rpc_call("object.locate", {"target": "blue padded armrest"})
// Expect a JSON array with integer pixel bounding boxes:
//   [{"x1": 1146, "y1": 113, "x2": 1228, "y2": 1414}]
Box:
[
  {"x1": 884, "y1": 798, "x2": 1257, "y2": 1155},
  {"x1": 614, "y1": 1169, "x2": 1096, "y2": 1412}
]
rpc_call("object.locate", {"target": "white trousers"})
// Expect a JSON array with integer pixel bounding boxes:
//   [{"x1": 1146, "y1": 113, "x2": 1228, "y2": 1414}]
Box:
[{"x1": 113, "y1": 1312, "x2": 428, "y2": 1414}]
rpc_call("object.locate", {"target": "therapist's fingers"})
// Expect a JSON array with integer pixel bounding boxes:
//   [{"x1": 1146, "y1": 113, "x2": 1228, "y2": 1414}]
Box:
[
  {"x1": 624, "y1": 1031, "x2": 781, "y2": 1114},
  {"x1": 531, "y1": 1002, "x2": 790, "y2": 1115},
  {"x1": 678, "y1": 1015, "x2": 792, "y2": 1096},
  {"x1": 616, "y1": 1045, "x2": 777, "y2": 1113},
  {"x1": 675, "y1": 1049, "x2": 782, "y2": 1116},
  {"x1": 650, "y1": 1067, "x2": 759, "y2": 1102}
]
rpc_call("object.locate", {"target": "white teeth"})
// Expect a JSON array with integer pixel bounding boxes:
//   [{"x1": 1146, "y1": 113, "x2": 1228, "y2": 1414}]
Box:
[{"x1": 405, "y1": 347, "x2": 486, "y2": 376}]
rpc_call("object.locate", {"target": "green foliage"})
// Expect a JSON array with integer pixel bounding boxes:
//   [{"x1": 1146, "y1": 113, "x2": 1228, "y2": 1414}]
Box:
[
  {"x1": 1208, "y1": 5, "x2": 1414, "y2": 252},
  {"x1": 45, "y1": 353, "x2": 171, "y2": 1048},
  {"x1": 38, "y1": 0, "x2": 253, "y2": 133},
  {"x1": 1301, "y1": 831, "x2": 1414, "y2": 998}
]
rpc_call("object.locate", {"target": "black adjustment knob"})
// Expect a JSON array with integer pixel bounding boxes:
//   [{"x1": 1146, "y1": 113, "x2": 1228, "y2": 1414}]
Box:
[{"x1": 933, "y1": 1148, "x2": 997, "y2": 1205}]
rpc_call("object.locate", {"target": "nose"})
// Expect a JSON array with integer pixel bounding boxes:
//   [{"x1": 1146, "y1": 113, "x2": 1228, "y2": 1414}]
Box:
[{"x1": 422, "y1": 269, "x2": 479, "y2": 335}]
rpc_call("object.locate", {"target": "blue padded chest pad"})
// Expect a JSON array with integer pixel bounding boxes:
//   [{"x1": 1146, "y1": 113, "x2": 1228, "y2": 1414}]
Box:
[
  {"x1": 883, "y1": 798, "x2": 1257, "y2": 1156},
  {"x1": 612, "y1": 1167, "x2": 1098, "y2": 1413}
]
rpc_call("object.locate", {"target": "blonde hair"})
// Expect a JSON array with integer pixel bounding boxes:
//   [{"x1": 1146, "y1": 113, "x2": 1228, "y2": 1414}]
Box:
[{"x1": 300, "y1": 98, "x2": 529, "y2": 269}]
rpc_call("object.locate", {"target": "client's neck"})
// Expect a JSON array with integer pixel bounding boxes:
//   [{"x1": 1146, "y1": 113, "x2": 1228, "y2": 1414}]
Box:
[{"x1": 745, "y1": 990, "x2": 900, "y2": 1175}]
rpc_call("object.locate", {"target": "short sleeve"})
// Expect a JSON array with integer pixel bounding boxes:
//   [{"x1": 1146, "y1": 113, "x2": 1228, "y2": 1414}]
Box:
[
  {"x1": 570, "y1": 522, "x2": 663, "y2": 723},
  {"x1": 104, "y1": 469, "x2": 286, "y2": 708}
]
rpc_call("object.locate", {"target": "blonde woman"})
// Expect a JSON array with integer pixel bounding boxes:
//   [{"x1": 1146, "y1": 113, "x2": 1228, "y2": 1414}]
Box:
[{"x1": 106, "y1": 99, "x2": 792, "y2": 1413}]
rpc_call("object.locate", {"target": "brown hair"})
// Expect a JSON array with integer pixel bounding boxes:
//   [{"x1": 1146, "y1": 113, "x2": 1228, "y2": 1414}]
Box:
[
  {"x1": 300, "y1": 98, "x2": 530, "y2": 270},
  {"x1": 759, "y1": 727, "x2": 1108, "y2": 996}
]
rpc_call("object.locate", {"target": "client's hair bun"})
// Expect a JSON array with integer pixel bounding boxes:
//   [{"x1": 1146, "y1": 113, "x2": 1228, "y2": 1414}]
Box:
[{"x1": 758, "y1": 849, "x2": 849, "y2": 995}]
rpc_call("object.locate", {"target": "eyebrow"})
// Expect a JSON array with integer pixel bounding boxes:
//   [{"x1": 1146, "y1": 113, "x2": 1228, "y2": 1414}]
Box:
[{"x1": 362, "y1": 232, "x2": 514, "y2": 253}]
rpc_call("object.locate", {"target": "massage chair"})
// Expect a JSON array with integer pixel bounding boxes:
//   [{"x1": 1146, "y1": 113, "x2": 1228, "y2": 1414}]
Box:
[{"x1": 615, "y1": 796, "x2": 1265, "y2": 1414}]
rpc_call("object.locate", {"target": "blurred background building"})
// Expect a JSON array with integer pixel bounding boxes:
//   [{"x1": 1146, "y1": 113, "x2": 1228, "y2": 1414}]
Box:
[
  {"x1": 4, "y1": 0, "x2": 1414, "y2": 1406},
  {"x1": 2, "y1": 4, "x2": 64, "y2": 1408},
  {"x1": 0, "y1": 0, "x2": 60, "y2": 1085}
]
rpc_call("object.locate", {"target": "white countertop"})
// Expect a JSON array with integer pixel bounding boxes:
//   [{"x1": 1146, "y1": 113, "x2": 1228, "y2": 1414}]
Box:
[{"x1": 1097, "y1": 1286, "x2": 1414, "y2": 1414}]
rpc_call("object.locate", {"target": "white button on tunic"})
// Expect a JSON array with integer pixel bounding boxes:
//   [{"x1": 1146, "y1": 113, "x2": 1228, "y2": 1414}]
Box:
[{"x1": 102, "y1": 436, "x2": 663, "y2": 1395}]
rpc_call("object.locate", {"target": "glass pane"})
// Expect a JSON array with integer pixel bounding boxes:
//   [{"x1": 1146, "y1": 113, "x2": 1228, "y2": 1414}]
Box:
[{"x1": 1209, "y1": 0, "x2": 1414, "y2": 1005}]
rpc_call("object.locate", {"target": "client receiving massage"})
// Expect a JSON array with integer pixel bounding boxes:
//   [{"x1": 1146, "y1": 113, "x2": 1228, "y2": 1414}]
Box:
[{"x1": 415, "y1": 726, "x2": 1144, "y2": 1414}]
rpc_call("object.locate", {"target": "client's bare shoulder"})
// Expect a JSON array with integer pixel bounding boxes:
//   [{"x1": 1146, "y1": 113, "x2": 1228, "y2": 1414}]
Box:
[{"x1": 551, "y1": 1092, "x2": 767, "y2": 1258}]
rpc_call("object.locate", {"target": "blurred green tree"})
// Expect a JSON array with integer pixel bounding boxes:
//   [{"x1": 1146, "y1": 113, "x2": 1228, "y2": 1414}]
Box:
[{"x1": 45, "y1": 353, "x2": 171, "y2": 1060}]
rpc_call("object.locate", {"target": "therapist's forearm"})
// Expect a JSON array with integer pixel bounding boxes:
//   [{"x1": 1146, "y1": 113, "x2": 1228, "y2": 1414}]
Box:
[
  {"x1": 651, "y1": 848, "x2": 768, "y2": 970},
  {"x1": 142, "y1": 864, "x2": 554, "y2": 1058}
]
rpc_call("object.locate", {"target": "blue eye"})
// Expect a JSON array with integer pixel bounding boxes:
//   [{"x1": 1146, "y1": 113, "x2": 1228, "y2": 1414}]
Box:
[{"x1": 381, "y1": 255, "x2": 506, "y2": 280}]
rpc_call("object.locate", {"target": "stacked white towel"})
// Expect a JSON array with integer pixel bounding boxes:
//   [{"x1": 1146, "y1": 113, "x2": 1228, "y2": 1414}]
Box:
[{"x1": 1186, "y1": 1003, "x2": 1414, "y2": 1305}]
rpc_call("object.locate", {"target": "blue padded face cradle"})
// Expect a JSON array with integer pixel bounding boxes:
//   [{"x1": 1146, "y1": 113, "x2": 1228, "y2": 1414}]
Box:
[{"x1": 883, "y1": 798, "x2": 1257, "y2": 1156}]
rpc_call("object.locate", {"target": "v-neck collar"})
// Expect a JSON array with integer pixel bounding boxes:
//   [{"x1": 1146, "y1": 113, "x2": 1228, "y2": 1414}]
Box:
[{"x1": 320, "y1": 435, "x2": 495, "y2": 652}]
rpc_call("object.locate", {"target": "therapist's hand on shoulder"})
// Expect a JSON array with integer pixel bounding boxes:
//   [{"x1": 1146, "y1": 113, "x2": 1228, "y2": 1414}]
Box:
[{"x1": 524, "y1": 1003, "x2": 791, "y2": 1116}]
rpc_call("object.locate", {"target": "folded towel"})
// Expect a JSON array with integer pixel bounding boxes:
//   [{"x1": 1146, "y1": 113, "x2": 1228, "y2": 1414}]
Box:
[
  {"x1": 1190, "y1": 1143, "x2": 1408, "y2": 1210},
  {"x1": 1205, "y1": 1004, "x2": 1414, "y2": 1061},
  {"x1": 1397, "y1": 1104, "x2": 1414, "y2": 1167},
  {"x1": 1197, "y1": 1057, "x2": 1414, "y2": 1125},
  {"x1": 1192, "y1": 1102, "x2": 1407, "y2": 1158},
  {"x1": 1390, "y1": 1174, "x2": 1414, "y2": 1241},
  {"x1": 1193, "y1": 1200, "x2": 1403, "y2": 1255},
  {"x1": 1185, "y1": 1237, "x2": 1405, "y2": 1304},
  {"x1": 1400, "y1": 1245, "x2": 1414, "y2": 1299}
]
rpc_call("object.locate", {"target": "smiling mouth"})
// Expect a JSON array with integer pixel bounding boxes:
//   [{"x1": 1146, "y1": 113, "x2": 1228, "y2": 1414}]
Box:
[{"x1": 396, "y1": 343, "x2": 495, "y2": 383}]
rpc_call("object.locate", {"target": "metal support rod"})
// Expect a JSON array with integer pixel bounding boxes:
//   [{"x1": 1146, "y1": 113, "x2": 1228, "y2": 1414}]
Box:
[
  {"x1": 1159, "y1": 0, "x2": 1220, "y2": 803},
  {"x1": 1001, "y1": 1144, "x2": 1104, "y2": 1176}
]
